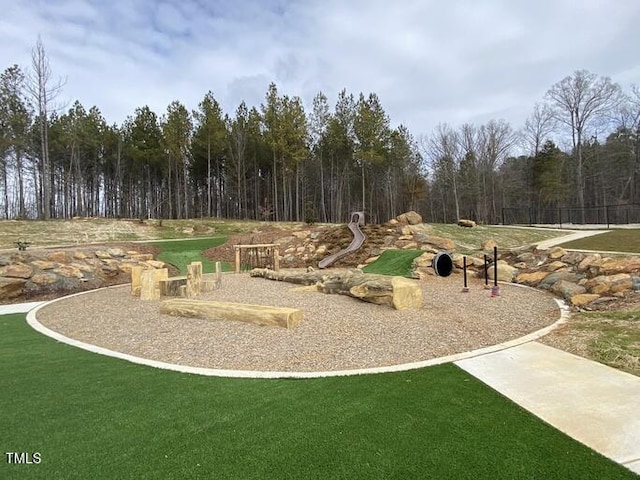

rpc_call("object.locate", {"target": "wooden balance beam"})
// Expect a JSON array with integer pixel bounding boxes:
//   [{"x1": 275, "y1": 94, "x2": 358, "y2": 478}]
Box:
[{"x1": 159, "y1": 299, "x2": 303, "y2": 329}]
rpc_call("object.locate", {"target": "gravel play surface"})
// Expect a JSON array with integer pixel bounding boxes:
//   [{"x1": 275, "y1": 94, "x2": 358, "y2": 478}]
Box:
[{"x1": 35, "y1": 273, "x2": 561, "y2": 372}]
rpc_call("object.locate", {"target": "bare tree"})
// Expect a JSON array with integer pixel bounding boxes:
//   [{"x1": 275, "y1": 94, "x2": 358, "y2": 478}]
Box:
[
  {"x1": 423, "y1": 123, "x2": 462, "y2": 222},
  {"x1": 546, "y1": 70, "x2": 622, "y2": 221},
  {"x1": 523, "y1": 102, "x2": 556, "y2": 155},
  {"x1": 25, "y1": 37, "x2": 65, "y2": 219}
]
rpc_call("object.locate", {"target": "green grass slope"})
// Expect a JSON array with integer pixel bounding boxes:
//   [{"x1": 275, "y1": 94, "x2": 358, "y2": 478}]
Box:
[
  {"x1": 147, "y1": 237, "x2": 227, "y2": 274},
  {"x1": 558, "y1": 229, "x2": 640, "y2": 253},
  {"x1": 362, "y1": 249, "x2": 424, "y2": 277}
]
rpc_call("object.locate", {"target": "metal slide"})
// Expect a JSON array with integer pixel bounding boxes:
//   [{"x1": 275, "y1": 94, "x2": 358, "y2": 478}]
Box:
[{"x1": 318, "y1": 211, "x2": 366, "y2": 269}]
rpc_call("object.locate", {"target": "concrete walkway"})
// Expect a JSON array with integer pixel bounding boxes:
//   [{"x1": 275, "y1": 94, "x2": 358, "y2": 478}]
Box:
[
  {"x1": 534, "y1": 229, "x2": 611, "y2": 250},
  {"x1": 0, "y1": 301, "x2": 46, "y2": 315},
  {"x1": 456, "y1": 342, "x2": 640, "y2": 475}
]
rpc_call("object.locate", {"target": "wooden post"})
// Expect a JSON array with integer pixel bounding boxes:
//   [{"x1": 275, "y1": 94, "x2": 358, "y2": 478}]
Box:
[
  {"x1": 186, "y1": 261, "x2": 203, "y2": 297},
  {"x1": 215, "y1": 261, "x2": 222, "y2": 288},
  {"x1": 131, "y1": 266, "x2": 143, "y2": 296},
  {"x1": 274, "y1": 247, "x2": 280, "y2": 271},
  {"x1": 235, "y1": 246, "x2": 240, "y2": 273},
  {"x1": 140, "y1": 268, "x2": 168, "y2": 301}
]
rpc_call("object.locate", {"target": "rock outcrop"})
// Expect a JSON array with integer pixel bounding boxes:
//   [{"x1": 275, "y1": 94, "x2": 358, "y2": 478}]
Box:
[{"x1": 0, "y1": 248, "x2": 166, "y2": 301}]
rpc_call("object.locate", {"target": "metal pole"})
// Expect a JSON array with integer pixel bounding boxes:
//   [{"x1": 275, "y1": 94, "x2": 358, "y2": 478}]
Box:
[
  {"x1": 462, "y1": 256, "x2": 469, "y2": 292},
  {"x1": 491, "y1": 246, "x2": 500, "y2": 296},
  {"x1": 483, "y1": 254, "x2": 490, "y2": 289}
]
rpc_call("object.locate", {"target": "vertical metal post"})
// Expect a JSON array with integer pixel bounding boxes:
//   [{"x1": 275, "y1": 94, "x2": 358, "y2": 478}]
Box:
[
  {"x1": 462, "y1": 256, "x2": 469, "y2": 292},
  {"x1": 483, "y1": 254, "x2": 489, "y2": 289},
  {"x1": 493, "y1": 246, "x2": 498, "y2": 287},
  {"x1": 491, "y1": 246, "x2": 500, "y2": 296},
  {"x1": 235, "y1": 246, "x2": 240, "y2": 274}
]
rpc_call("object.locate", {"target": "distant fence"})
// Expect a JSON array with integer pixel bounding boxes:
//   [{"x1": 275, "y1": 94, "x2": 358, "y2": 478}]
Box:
[{"x1": 501, "y1": 204, "x2": 640, "y2": 227}]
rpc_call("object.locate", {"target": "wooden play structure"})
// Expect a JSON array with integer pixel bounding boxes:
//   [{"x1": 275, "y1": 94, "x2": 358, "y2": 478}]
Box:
[
  {"x1": 234, "y1": 244, "x2": 280, "y2": 273},
  {"x1": 131, "y1": 261, "x2": 222, "y2": 300},
  {"x1": 131, "y1": 260, "x2": 301, "y2": 329}
]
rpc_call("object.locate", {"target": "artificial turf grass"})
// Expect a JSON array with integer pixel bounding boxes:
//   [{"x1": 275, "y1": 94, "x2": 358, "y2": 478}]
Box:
[
  {"x1": 361, "y1": 249, "x2": 425, "y2": 277},
  {"x1": 558, "y1": 228, "x2": 640, "y2": 253},
  {"x1": 1, "y1": 314, "x2": 636, "y2": 479},
  {"x1": 147, "y1": 237, "x2": 228, "y2": 274}
]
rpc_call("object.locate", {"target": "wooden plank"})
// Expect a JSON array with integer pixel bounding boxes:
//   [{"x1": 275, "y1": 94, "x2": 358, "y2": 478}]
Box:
[{"x1": 160, "y1": 299, "x2": 303, "y2": 328}]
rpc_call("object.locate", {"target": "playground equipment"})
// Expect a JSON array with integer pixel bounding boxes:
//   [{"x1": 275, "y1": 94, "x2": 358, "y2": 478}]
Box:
[
  {"x1": 234, "y1": 244, "x2": 280, "y2": 273},
  {"x1": 318, "y1": 211, "x2": 366, "y2": 269}
]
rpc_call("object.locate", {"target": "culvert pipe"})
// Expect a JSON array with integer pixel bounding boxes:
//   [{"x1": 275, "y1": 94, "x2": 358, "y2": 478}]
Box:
[{"x1": 432, "y1": 252, "x2": 454, "y2": 277}]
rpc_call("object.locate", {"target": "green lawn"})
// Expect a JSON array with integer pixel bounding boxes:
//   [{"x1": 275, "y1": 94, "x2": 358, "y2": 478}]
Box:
[
  {"x1": 362, "y1": 249, "x2": 424, "y2": 277},
  {"x1": 147, "y1": 237, "x2": 228, "y2": 274},
  {"x1": 558, "y1": 229, "x2": 640, "y2": 253},
  {"x1": 571, "y1": 310, "x2": 640, "y2": 376},
  {"x1": 1, "y1": 314, "x2": 635, "y2": 479}
]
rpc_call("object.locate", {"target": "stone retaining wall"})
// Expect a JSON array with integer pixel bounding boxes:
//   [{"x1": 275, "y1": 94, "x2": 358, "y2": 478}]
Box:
[{"x1": 0, "y1": 247, "x2": 165, "y2": 301}]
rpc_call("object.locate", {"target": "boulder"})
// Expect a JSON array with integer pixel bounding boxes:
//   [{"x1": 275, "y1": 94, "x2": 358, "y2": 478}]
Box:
[
  {"x1": 515, "y1": 271, "x2": 550, "y2": 286},
  {"x1": 31, "y1": 273, "x2": 59, "y2": 285},
  {"x1": 47, "y1": 251, "x2": 68, "y2": 263},
  {"x1": 458, "y1": 219, "x2": 476, "y2": 228},
  {"x1": 487, "y1": 261, "x2": 518, "y2": 282},
  {"x1": 546, "y1": 261, "x2": 567, "y2": 272},
  {"x1": 570, "y1": 293, "x2": 601, "y2": 307},
  {"x1": 552, "y1": 280, "x2": 586, "y2": 300},
  {"x1": 598, "y1": 257, "x2": 640, "y2": 275},
  {"x1": 538, "y1": 271, "x2": 583, "y2": 290},
  {"x1": 95, "y1": 250, "x2": 111, "y2": 259},
  {"x1": 0, "y1": 263, "x2": 33, "y2": 279},
  {"x1": 516, "y1": 252, "x2": 536, "y2": 263},
  {"x1": 130, "y1": 254, "x2": 154, "y2": 261},
  {"x1": 315, "y1": 245, "x2": 327, "y2": 255},
  {"x1": 73, "y1": 251, "x2": 88, "y2": 260},
  {"x1": 577, "y1": 254, "x2": 602, "y2": 272},
  {"x1": 400, "y1": 225, "x2": 413, "y2": 236},
  {"x1": 396, "y1": 211, "x2": 422, "y2": 225},
  {"x1": 561, "y1": 251, "x2": 585, "y2": 266},
  {"x1": 452, "y1": 254, "x2": 466, "y2": 269},
  {"x1": 145, "y1": 260, "x2": 166, "y2": 269},
  {"x1": 106, "y1": 247, "x2": 126, "y2": 257},
  {"x1": 31, "y1": 260, "x2": 57, "y2": 270},
  {"x1": 547, "y1": 246, "x2": 567, "y2": 259},
  {"x1": 585, "y1": 274, "x2": 633, "y2": 295},
  {"x1": 0, "y1": 277, "x2": 27, "y2": 299},
  {"x1": 291, "y1": 230, "x2": 311, "y2": 239},
  {"x1": 387, "y1": 219, "x2": 399, "y2": 225},
  {"x1": 412, "y1": 253, "x2": 436, "y2": 268},
  {"x1": 481, "y1": 239, "x2": 497, "y2": 251},
  {"x1": 53, "y1": 265, "x2": 84, "y2": 279},
  {"x1": 424, "y1": 236, "x2": 456, "y2": 251},
  {"x1": 401, "y1": 242, "x2": 419, "y2": 249}
]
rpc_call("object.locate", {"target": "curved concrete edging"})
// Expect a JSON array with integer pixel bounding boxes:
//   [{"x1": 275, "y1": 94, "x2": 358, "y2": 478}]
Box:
[{"x1": 26, "y1": 283, "x2": 570, "y2": 379}]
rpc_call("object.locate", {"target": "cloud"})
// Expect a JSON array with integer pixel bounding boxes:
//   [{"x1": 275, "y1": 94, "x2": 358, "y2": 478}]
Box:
[{"x1": 0, "y1": 0, "x2": 639, "y2": 140}]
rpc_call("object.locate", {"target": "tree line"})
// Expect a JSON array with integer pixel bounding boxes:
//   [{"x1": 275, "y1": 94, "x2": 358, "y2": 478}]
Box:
[{"x1": 1, "y1": 40, "x2": 639, "y2": 225}]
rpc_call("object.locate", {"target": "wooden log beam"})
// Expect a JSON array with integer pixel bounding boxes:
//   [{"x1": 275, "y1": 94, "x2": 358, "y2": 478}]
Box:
[
  {"x1": 250, "y1": 268, "x2": 423, "y2": 310},
  {"x1": 159, "y1": 276, "x2": 188, "y2": 297},
  {"x1": 160, "y1": 299, "x2": 303, "y2": 329}
]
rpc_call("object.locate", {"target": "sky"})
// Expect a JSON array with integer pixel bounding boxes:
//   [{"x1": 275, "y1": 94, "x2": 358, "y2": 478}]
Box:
[{"x1": 1, "y1": 0, "x2": 639, "y2": 140}]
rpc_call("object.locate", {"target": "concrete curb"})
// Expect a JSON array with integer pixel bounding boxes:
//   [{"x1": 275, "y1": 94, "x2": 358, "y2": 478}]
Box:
[{"x1": 26, "y1": 284, "x2": 569, "y2": 379}]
